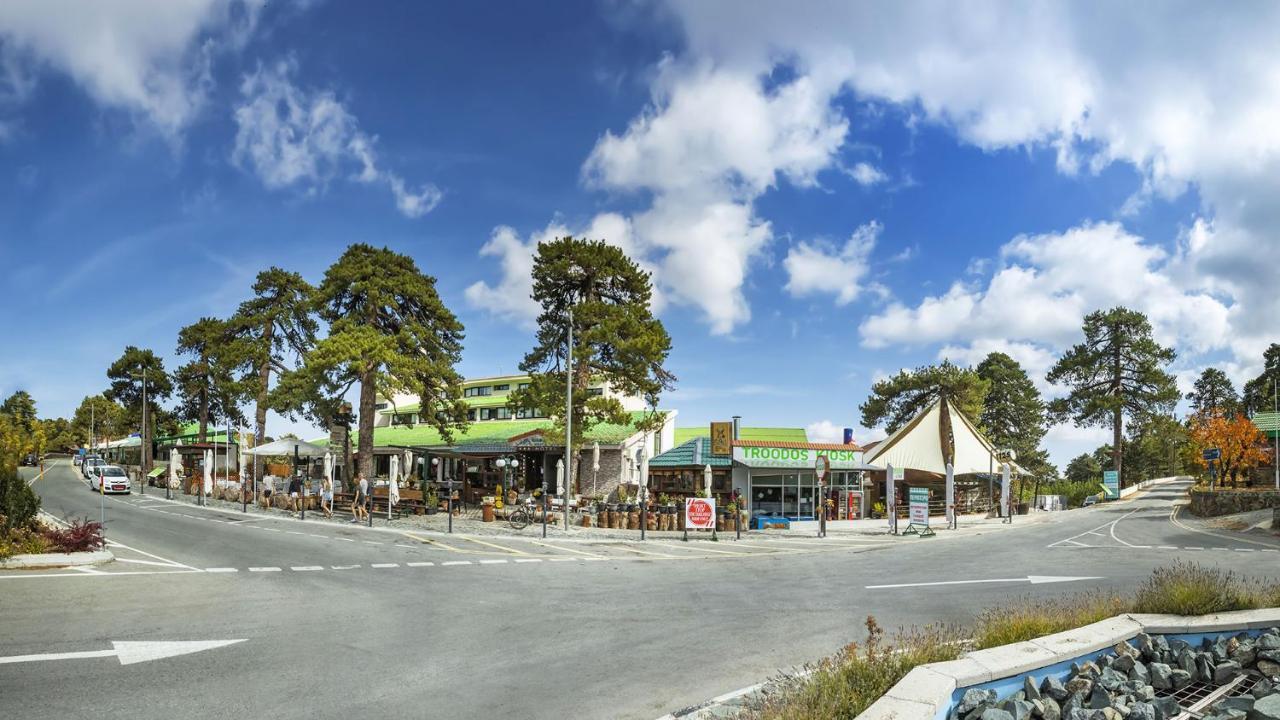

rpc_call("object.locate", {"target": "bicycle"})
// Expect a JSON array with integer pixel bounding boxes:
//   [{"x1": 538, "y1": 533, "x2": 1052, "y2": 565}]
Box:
[{"x1": 508, "y1": 498, "x2": 535, "y2": 530}]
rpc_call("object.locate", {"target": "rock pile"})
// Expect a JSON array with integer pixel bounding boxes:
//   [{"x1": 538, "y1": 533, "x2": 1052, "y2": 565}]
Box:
[{"x1": 949, "y1": 628, "x2": 1280, "y2": 720}]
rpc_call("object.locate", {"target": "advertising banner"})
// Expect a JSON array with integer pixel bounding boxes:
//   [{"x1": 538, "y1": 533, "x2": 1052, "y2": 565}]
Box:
[
  {"x1": 685, "y1": 497, "x2": 716, "y2": 530},
  {"x1": 909, "y1": 487, "x2": 929, "y2": 526},
  {"x1": 733, "y1": 445, "x2": 864, "y2": 469},
  {"x1": 1102, "y1": 470, "x2": 1120, "y2": 500}
]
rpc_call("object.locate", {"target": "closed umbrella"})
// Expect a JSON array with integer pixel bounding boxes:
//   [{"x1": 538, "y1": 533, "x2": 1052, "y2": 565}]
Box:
[
  {"x1": 324, "y1": 452, "x2": 333, "y2": 485},
  {"x1": 703, "y1": 464, "x2": 712, "y2": 498},
  {"x1": 388, "y1": 455, "x2": 401, "y2": 519},
  {"x1": 403, "y1": 449, "x2": 414, "y2": 486},
  {"x1": 169, "y1": 448, "x2": 180, "y2": 488},
  {"x1": 203, "y1": 449, "x2": 213, "y2": 496},
  {"x1": 592, "y1": 442, "x2": 600, "y2": 497}
]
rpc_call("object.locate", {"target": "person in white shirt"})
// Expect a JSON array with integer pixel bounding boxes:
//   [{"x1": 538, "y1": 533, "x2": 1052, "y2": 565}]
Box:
[
  {"x1": 351, "y1": 473, "x2": 368, "y2": 523},
  {"x1": 321, "y1": 476, "x2": 334, "y2": 519}
]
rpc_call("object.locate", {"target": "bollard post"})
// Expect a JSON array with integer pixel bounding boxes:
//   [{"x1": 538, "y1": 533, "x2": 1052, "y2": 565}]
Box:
[{"x1": 541, "y1": 479, "x2": 548, "y2": 539}]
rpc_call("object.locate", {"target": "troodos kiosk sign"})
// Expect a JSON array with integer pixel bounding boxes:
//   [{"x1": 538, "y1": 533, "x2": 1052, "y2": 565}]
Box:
[
  {"x1": 685, "y1": 497, "x2": 716, "y2": 530},
  {"x1": 732, "y1": 445, "x2": 863, "y2": 469}
]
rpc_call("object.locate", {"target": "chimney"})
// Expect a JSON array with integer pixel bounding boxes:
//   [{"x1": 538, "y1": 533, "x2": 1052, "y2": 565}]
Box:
[{"x1": 731, "y1": 416, "x2": 741, "y2": 440}]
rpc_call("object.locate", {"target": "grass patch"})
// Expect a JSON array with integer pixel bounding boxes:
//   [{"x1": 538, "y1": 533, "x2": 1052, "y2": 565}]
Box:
[
  {"x1": 739, "y1": 562, "x2": 1280, "y2": 720},
  {"x1": 972, "y1": 590, "x2": 1129, "y2": 649},
  {"x1": 752, "y1": 618, "x2": 964, "y2": 720}
]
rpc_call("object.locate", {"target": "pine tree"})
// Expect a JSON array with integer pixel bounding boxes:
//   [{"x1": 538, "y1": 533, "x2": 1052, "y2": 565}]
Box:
[
  {"x1": 508, "y1": 237, "x2": 675, "y2": 491},
  {"x1": 1242, "y1": 344, "x2": 1280, "y2": 416},
  {"x1": 175, "y1": 317, "x2": 246, "y2": 442},
  {"x1": 1064, "y1": 453, "x2": 1102, "y2": 484},
  {"x1": 227, "y1": 268, "x2": 317, "y2": 444},
  {"x1": 1046, "y1": 307, "x2": 1178, "y2": 485},
  {"x1": 1187, "y1": 367, "x2": 1239, "y2": 417},
  {"x1": 302, "y1": 244, "x2": 468, "y2": 480},
  {"x1": 975, "y1": 352, "x2": 1051, "y2": 474},
  {"x1": 105, "y1": 347, "x2": 173, "y2": 472},
  {"x1": 859, "y1": 360, "x2": 988, "y2": 435},
  {"x1": 0, "y1": 391, "x2": 37, "y2": 434}
]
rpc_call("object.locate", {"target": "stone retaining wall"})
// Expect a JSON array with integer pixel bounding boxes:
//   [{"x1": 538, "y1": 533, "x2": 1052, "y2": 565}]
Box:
[{"x1": 1187, "y1": 489, "x2": 1280, "y2": 517}]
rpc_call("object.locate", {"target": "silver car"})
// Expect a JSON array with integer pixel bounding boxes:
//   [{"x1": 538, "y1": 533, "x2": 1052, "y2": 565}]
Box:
[{"x1": 82, "y1": 455, "x2": 105, "y2": 480}]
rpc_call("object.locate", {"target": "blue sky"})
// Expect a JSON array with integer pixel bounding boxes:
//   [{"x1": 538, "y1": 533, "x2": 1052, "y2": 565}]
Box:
[{"x1": 2, "y1": 2, "x2": 1277, "y2": 469}]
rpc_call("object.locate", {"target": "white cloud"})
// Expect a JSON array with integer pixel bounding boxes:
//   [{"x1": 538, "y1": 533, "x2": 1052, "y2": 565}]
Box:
[
  {"x1": 659, "y1": 0, "x2": 1280, "y2": 373},
  {"x1": 578, "y1": 62, "x2": 848, "y2": 333},
  {"x1": 847, "y1": 162, "x2": 886, "y2": 186},
  {"x1": 0, "y1": 0, "x2": 264, "y2": 139},
  {"x1": 860, "y1": 222, "x2": 1233, "y2": 363},
  {"x1": 232, "y1": 61, "x2": 440, "y2": 218},
  {"x1": 465, "y1": 213, "x2": 643, "y2": 327},
  {"x1": 784, "y1": 220, "x2": 880, "y2": 306}
]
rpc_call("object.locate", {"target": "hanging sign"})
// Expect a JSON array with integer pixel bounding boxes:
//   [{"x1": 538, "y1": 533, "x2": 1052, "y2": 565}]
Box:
[
  {"x1": 909, "y1": 487, "x2": 929, "y2": 525},
  {"x1": 685, "y1": 497, "x2": 716, "y2": 530},
  {"x1": 710, "y1": 422, "x2": 733, "y2": 456}
]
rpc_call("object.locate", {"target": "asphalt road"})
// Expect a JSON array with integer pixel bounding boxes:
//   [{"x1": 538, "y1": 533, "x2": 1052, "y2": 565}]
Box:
[{"x1": 3, "y1": 461, "x2": 1278, "y2": 720}]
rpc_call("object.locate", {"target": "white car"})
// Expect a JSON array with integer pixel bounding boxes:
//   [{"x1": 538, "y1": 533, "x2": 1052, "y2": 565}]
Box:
[
  {"x1": 89, "y1": 464, "x2": 131, "y2": 494},
  {"x1": 73, "y1": 455, "x2": 83, "y2": 467},
  {"x1": 82, "y1": 455, "x2": 104, "y2": 479}
]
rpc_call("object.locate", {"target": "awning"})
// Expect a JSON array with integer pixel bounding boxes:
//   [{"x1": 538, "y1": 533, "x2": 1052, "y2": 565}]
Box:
[
  {"x1": 247, "y1": 438, "x2": 329, "y2": 458},
  {"x1": 146, "y1": 467, "x2": 167, "y2": 478},
  {"x1": 864, "y1": 396, "x2": 1023, "y2": 476}
]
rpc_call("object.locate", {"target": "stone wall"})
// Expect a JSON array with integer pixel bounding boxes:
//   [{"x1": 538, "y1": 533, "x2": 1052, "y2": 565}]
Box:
[{"x1": 1187, "y1": 488, "x2": 1280, "y2": 517}]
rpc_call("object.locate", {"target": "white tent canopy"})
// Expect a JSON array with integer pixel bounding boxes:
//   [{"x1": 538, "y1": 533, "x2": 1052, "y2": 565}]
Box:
[
  {"x1": 247, "y1": 438, "x2": 330, "y2": 458},
  {"x1": 864, "y1": 396, "x2": 1021, "y2": 476}
]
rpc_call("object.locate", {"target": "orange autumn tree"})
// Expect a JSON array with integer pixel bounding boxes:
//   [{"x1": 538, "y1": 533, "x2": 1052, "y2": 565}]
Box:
[{"x1": 1188, "y1": 410, "x2": 1270, "y2": 487}]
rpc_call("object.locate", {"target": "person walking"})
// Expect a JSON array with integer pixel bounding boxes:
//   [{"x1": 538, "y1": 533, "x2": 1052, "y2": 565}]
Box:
[
  {"x1": 288, "y1": 473, "x2": 303, "y2": 513},
  {"x1": 321, "y1": 475, "x2": 334, "y2": 519},
  {"x1": 351, "y1": 473, "x2": 368, "y2": 523}
]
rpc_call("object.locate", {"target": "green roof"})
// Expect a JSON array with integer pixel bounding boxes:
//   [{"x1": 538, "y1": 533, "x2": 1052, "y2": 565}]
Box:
[
  {"x1": 157, "y1": 422, "x2": 233, "y2": 444},
  {"x1": 358, "y1": 411, "x2": 667, "y2": 449},
  {"x1": 1253, "y1": 412, "x2": 1280, "y2": 438},
  {"x1": 673, "y1": 426, "x2": 808, "y2": 445},
  {"x1": 650, "y1": 437, "x2": 733, "y2": 468}
]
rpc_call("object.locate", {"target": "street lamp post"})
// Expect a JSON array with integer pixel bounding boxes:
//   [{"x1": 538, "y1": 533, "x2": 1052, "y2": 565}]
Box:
[{"x1": 637, "y1": 447, "x2": 647, "y2": 541}]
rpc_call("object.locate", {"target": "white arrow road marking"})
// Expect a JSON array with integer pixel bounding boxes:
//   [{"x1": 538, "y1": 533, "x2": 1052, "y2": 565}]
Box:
[
  {"x1": 866, "y1": 575, "x2": 1103, "y2": 590},
  {"x1": 0, "y1": 640, "x2": 245, "y2": 666}
]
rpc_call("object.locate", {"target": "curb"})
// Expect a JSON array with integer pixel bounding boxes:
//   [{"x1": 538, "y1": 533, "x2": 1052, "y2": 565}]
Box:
[
  {"x1": 0, "y1": 549, "x2": 114, "y2": 569},
  {"x1": 857, "y1": 608, "x2": 1280, "y2": 720}
]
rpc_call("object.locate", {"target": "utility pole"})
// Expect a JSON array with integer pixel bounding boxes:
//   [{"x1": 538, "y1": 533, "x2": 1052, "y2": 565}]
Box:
[
  {"x1": 1274, "y1": 380, "x2": 1278, "y2": 491},
  {"x1": 564, "y1": 305, "x2": 574, "y2": 534},
  {"x1": 140, "y1": 369, "x2": 147, "y2": 495}
]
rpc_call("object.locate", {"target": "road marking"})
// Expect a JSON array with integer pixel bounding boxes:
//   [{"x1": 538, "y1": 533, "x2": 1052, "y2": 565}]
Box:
[
  {"x1": 478, "y1": 559, "x2": 507, "y2": 565},
  {"x1": 371, "y1": 563, "x2": 399, "y2": 568},
  {"x1": 1170, "y1": 505, "x2": 1280, "y2": 550},
  {"x1": 548, "y1": 557, "x2": 577, "y2": 562},
  {"x1": 456, "y1": 535, "x2": 531, "y2": 555},
  {"x1": 403, "y1": 532, "x2": 470, "y2": 553},
  {"x1": 204, "y1": 568, "x2": 238, "y2": 573},
  {"x1": 104, "y1": 539, "x2": 199, "y2": 571},
  {"x1": 285, "y1": 531, "x2": 304, "y2": 535},
  {"x1": 1158, "y1": 546, "x2": 1178, "y2": 550},
  {"x1": 526, "y1": 540, "x2": 603, "y2": 558},
  {"x1": 248, "y1": 567, "x2": 282, "y2": 572},
  {"x1": 308, "y1": 534, "x2": 327, "y2": 539},
  {"x1": 74, "y1": 566, "x2": 105, "y2": 574},
  {"x1": 1185, "y1": 546, "x2": 1203, "y2": 550},
  {"x1": 0, "y1": 639, "x2": 246, "y2": 666},
  {"x1": 441, "y1": 560, "x2": 471, "y2": 566},
  {"x1": 113, "y1": 558, "x2": 186, "y2": 568},
  {"x1": 514, "y1": 558, "x2": 543, "y2": 564},
  {"x1": 362, "y1": 541, "x2": 381, "y2": 546},
  {"x1": 607, "y1": 544, "x2": 682, "y2": 558},
  {"x1": 867, "y1": 575, "x2": 1103, "y2": 590},
  {"x1": 653, "y1": 542, "x2": 752, "y2": 556},
  {"x1": 395, "y1": 544, "x2": 415, "y2": 548},
  {"x1": 291, "y1": 566, "x2": 324, "y2": 572},
  {"x1": 331, "y1": 565, "x2": 360, "y2": 570},
  {"x1": 406, "y1": 561, "x2": 434, "y2": 567}
]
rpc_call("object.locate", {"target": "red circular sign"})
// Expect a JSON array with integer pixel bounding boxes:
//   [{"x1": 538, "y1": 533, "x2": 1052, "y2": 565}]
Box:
[{"x1": 686, "y1": 498, "x2": 714, "y2": 528}]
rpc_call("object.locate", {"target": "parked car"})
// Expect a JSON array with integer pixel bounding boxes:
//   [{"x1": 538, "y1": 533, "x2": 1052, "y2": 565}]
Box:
[
  {"x1": 1082, "y1": 494, "x2": 1100, "y2": 507},
  {"x1": 89, "y1": 465, "x2": 131, "y2": 494},
  {"x1": 81, "y1": 455, "x2": 104, "y2": 479},
  {"x1": 20, "y1": 453, "x2": 37, "y2": 466},
  {"x1": 73, "y1": 454, "x2": 84, "y2": 467}
]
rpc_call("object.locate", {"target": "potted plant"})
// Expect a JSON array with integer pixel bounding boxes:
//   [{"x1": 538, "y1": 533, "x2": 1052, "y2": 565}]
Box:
[
  {"x1": 425, "y1": 487, "x2": 439, "y2": 515},
  {"x1": 725, "y1": 501, "x2": 738, "y2": 532},
  {"x1": 871, "y1": 501, "x2": 885, "y2": 519}
]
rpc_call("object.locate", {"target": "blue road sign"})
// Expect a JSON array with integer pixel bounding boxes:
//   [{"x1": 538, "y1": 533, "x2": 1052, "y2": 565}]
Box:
[
  {"x1": 1102, "y1": 470, "x2": 1120, "y2": 499},
  {"x1": 1202, "y1": 448, "x2": 1221, "y2": 461}
]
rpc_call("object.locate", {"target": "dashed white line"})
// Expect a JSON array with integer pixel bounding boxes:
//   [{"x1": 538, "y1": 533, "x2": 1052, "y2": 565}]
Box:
[
  {"x1": 1158, "y1": 546, "x2": 1178, "y2": 550},
  {"x1": 1235, "y1": 548, "x2": 1255, "y2": 552},
  {"x1": 248, "y1": 567, "x2": 282, "y2": 572},
  {"x1": 478, "y1": 559, "x2": 508, "y2": 565},
  {"x1": 292, "y1": 566, "x2": 324, "y2": 572},
  {"x1": 514, "y1": 558, "x2": 543, "y2": 564},
  {"x1": 331, "y1": 565, "x2": 360, "y2": 570},
  {"x1": 204, "y1": 567, "x2": 238, "y2": 573},
  {"x1": 441, "y1": 561, "x2": 471, "y2": 566},
  {"x1": 548, "y1": 557, "x2": 576, "y2": 562},
  {"x1": 406, "y1": 561, "x2": 434, "y2": 567},
  {"x1": 371, "y1": 563, "x2": 399, "y2": 568},
  {"x1": 1185, "y1": 546, "x2": 1203, "y2": 550},
  {"x1": 362, "y1": 541, "x2": 382, "y2": 546}
]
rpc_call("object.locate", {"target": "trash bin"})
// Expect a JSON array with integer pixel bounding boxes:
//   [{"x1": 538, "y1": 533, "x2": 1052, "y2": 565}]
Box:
[{"x1": 481, "y1": 496, "x2": 495, "y2": 522}]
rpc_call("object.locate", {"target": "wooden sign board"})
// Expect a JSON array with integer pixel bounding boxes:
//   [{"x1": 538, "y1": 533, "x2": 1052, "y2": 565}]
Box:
[{"x1": 710, "y1": 421, "x2": 733, "y2": 456}]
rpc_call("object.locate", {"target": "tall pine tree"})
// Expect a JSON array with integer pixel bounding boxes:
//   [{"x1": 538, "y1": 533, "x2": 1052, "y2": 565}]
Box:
[
  {"x1": 1187, "y1": 367, "x2": 1239, "y2": 417},
  {"x1": 507, "y1": 237, "x2": 675, "y2": 493},
  {"x1": 1046, "y1": 307, "x2": 1178, "y2": 484},
  {"x1": 859, "y1": 360, "x2": 988, "y2": 435},
  {"x1": 1242, "y1": 344, "x2": 1280, "y2": 416},
  {"x1": 302, "y1": 244, "x2": 468, "y2": 480},
  {"x1": 975, "y1": 352, "x2": 1052, "y2": 479},
  {"x1": 105, "y1": 347, "x2": 173, "y2": 472},
  {"x1": 175, "y1": 317, "x2": 246, "y2": 442}
]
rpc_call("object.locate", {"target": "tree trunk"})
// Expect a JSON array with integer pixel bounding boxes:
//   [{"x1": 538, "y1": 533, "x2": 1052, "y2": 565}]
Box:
[
  {"x1": 357, "y1": 365, "x2": 376, "y2": 481},
  {"x1": 198, "y1": 384, "x2": 209, "y2": 444},
  {"x1": 254, "y1": 322, "x2": 274, "y2": 445}
]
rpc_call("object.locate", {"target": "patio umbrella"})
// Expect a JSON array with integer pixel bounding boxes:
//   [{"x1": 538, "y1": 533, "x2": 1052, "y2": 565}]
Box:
[
  {"x1": 169, "y1": 448, "x2": 180, "y2": 488},
  {"x1": 703, "y1": 464, "x2": 712, "y2": 498},
  {"x1": 203, "y1": 449, "x2": 213, "y2": 496},
  {"x1": 403, "y1": 449, "x2": 414, "y2": 485},
  {"x1": 389, "y1": 455, "x2": 401, "y2": 507},
  {"x1": 324, "y1": 452, "x2": 333, "y2": 486}
]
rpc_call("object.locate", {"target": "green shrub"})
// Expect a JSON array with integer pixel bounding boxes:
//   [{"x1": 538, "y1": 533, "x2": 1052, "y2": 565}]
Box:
[
  {"x1": 1040, "y1": 479, "x2": 1102, "y2": 508},
  {"x1": 973, "y1": 591, "x2": 1130, "y2": 649},
  {"x1": 0, "y1": 466, "x2": 39, "y2": 531},
  {"x1": 1132, "y1": 561, "x2": 1261, "y2": 615},
  {"x1": 752, "y1": 618, "x2": 963, "y2": 720},
  {"x1": 0, "y1": 523, "x2": 51, "y2": 559}
]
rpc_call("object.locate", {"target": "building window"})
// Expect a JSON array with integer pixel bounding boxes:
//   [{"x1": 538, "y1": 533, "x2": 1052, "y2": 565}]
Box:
[
  {"x1": 493, "y1": 384, "x2": 510, "y2": 391},
  {"x1": 391, "y1": 413, "x2": 416, "y2": 426},
  {"x1": 516, "y1": 407, "x2": 544, "y2": 419},
  {"x1": 467, "y1": 409, "x2": 477, "y2": 421},
  {"x1": 518, "y1": 382, "x2": 530, "y2": 390},
  {"x1": 464, "y1": 386, "x2": 492, "y2": 398},
  {"x1": 586, "y1": 387, "x2": 604, "y2": 397}
]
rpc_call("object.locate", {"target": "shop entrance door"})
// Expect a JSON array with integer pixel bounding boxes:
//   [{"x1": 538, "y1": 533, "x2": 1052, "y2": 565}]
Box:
[{"x1": 798, "y1": 479, "x2": 816, "y2": 519}]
